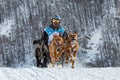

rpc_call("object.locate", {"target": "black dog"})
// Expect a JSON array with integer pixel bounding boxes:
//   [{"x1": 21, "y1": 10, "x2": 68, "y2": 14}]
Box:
[{"x1": 33, "y1": 39, "x2": 49, "y2": 67}]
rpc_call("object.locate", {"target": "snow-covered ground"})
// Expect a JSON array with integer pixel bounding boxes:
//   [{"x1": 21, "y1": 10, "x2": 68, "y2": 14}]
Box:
[{"x1": 0, "y1": 67, "x2": 120, "y2": 80}]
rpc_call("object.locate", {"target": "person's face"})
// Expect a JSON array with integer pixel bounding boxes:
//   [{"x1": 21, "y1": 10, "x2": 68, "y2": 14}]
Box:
[{"x1": 52, "y1": 19, "x2": 60, "y2": 27}]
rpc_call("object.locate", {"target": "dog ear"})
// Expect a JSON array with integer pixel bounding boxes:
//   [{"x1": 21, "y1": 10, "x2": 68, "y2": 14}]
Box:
[
  {"x1": 33, "y1": 40, "x2": 38, "y2": 45},
  {"x1": 74, "y1": 31, "x2": 78, "y2": 36},
  {"x1": 68, "y1": 32, "x2": 72, "y2": 37},
  {"x1": 74, "y1": 31, "x2": 77, "y2": 34},
  {"x1": 38, "y1": 39, "x2": 42, "y2": 45}
]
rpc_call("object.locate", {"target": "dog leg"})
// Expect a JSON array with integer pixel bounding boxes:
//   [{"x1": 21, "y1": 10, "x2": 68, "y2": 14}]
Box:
[
  {"x1": 56, "y1": 50, "x2": 64, "y2": 62},
  {"x1": 71, "y1": 51, "x2": 77, "y2": 68},
  {"x1": 37, "y1": 59, "x2": 39, "y2": 67},
  {"x1": 51, "y1": 58, "x2": 55, "y2": 67},
  {"x1": 43, "y1": 57, "x2": 47, "y2": 67},
  {"x1": 50, "y1": 52, "x2": 55, "y2": 67},
  {"x1": 61, "y1": 53, "x2": 65, "y2": 67},
  {"x1": 71, "y1": 60, "x2": 75, "y2": 68},
  {"x1": 70, "y1": 55, "x2": 75, "y2": 68},
  {"x1": 69, "y1": 52, "x2": 73, "y2": 63},
  {"x1": 73, "y1": 50, "x2": 77, "y2": 58},
  {"x1": 71, "y1": 56, "x2": 76, "y2": 68},
  {"x1": 35, "y1": 55, "x2": 39, "y2": 67},
  {"x1": 65, "y1": 51, "x2": 70, "y2": 64}
]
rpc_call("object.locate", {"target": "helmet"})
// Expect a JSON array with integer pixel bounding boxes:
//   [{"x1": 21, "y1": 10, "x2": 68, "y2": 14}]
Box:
[{"x1": 52, "y1": 15, "x2": 61, "y2": 20}]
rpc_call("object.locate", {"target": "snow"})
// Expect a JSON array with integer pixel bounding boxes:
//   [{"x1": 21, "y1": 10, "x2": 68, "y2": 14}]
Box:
[
  {"x1": 0, "y1": 67, "x2": 120, "y2": 80},
  {"x1": 0, "y1": 19, "x2": 15, "y2": 37}
]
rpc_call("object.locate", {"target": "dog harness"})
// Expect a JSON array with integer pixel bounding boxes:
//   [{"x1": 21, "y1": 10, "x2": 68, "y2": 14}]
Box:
[{"x1": 44, "y1": 26, "x2": 65, "y2": 45}]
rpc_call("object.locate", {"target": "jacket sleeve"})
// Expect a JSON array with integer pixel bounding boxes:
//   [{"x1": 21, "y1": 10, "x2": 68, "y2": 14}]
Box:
[{"x1": 41, "y1": 31, "x2": 48, "y2": 46}]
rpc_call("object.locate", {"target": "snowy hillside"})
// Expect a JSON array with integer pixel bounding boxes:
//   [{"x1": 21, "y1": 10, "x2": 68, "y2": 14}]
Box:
[{"x1": 0, "y1": 67, "x2": 120, "y2": 80}]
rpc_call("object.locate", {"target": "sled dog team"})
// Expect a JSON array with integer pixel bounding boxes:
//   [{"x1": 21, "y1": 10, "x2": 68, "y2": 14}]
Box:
[{"x1": 34, "y1": 32, "x2": 79, "y2": 68}]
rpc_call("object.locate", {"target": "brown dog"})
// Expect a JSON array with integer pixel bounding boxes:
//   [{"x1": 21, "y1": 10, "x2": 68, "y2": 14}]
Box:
[
  {"x1": 65, "y1": 32, "x2": 79, "y2": 68},
  {"x1": 49, "y1": 35, "x2": 65, "y2": 67}
]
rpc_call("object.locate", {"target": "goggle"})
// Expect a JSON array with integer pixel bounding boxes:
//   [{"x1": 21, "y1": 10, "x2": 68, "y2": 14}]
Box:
[{"x1": 52, "y1": 19, "x2": 60, "y2": 23}]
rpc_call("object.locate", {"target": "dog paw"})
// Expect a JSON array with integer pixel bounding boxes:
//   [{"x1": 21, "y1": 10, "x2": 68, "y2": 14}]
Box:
[{"x1": 70, "y1": 59, "x2": 72, "y2": 63}]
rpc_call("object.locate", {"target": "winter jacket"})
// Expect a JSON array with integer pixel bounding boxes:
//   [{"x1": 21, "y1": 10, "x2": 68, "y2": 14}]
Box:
[{"x1": 41, "y1": 25, "x2": 68, "y2": 47}]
